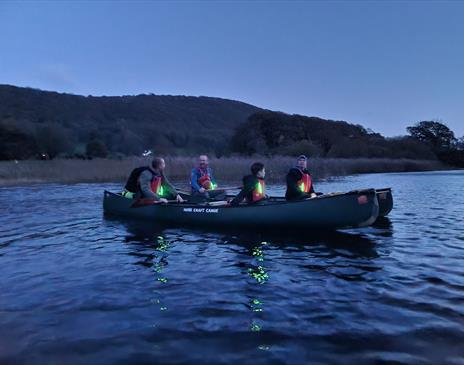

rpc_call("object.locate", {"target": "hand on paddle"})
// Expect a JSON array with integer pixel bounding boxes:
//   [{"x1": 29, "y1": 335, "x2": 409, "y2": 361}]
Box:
[
  {"x1": 310, "y1": 193, "x2": 317, "y2": 198},
  {"x1": 158, "y1": 195, "x2": 184, "y2": 204}
]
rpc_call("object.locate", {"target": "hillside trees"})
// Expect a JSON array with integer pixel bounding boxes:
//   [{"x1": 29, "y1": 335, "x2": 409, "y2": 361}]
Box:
[
  {"x1": 230, "y1": 111, "x2": 439, "y2": 160},
  {"x1": 407, "y1": 121, "x2": 463, "y2": 166},
  {"x1": 407, "y1": 121, "x2": 456, "y2": 151}
]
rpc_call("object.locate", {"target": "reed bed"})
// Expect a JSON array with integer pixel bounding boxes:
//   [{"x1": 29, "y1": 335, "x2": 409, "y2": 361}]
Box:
[{"x1": 0, "y1": 156, "x2": 446, "y2": 186}]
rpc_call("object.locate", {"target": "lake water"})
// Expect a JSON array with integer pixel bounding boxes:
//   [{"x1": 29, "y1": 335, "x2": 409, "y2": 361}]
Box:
[{"x1": 1, "y1": 170, "x2": 463, "y2": 364}]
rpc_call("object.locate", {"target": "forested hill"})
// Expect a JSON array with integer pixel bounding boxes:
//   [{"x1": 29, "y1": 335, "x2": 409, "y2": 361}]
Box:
[
  {"x1": 1, "y1": 84, "x2": 462, "y2": 166},
  {"x1": 0, "y1": 84, "x2": 260, "y2": 158}
]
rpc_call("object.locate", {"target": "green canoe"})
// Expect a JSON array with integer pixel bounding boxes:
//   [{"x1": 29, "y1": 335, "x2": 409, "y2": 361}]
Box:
[
  {"x1": 181, "y1": 187, "x2": 393, "y2": 218},
  {"x1": 103, "y1": 188, "x2": 379, "y2": 230}
]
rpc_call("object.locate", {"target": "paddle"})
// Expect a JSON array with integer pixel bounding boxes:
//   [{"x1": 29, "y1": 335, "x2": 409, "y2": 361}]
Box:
[
  {"x1": 131, "y1": 198, "x2": 188, "y2": 208},
  {"x1": 177, "y1": 186, "x2": 241, "y2": 195},
  {"x1": 206, "y1": 200, "x2": 230, "y2": 207}
]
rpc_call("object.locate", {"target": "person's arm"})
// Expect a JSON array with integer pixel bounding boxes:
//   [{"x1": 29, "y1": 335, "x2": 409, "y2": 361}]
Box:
[
  {"x1": 139, "y1": 170, "x2": 157, "y2": 200},
  {"x1": 308, "y1": 173, "x2": 316, "y2": 196},
  {"x1": 286, "y1": 170, "x2": 302, "y2": 197},
  {"x1": 209, "y1": 168, "x2": 217, "y2": 188},
  {"x1": 230, "y1": 188, "x2": 247, "y2": 206},
  {"x1": 190, "y1": 169, "x2": 201, "y2": 192},
  {"x1": 230, "y1": 178, "x2": 253, "y2": 206},
  {"x1": 162, "y1": 174, "x2": 178, "y2": 196}
]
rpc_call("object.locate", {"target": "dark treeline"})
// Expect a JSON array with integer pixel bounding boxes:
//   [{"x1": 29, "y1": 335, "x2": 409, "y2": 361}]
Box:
[
  {"x1": 230, "y1": 111, "x2": 464, "y2": 166},
  {"x1": 0, "y1": 84, "x2": 259, "y2": 159},
  {"x1": 1, "y1": 85, "x2": 463, "y2": 167}
]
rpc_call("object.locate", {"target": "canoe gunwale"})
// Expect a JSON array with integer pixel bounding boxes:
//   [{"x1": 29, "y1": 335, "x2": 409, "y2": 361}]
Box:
[{"x1": 104, "y1": 188, "x2": 377, "y2": 210}]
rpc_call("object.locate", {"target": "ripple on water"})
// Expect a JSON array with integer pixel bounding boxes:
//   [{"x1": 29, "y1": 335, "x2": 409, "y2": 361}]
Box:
[{"x1": 1, "y1": 173, "x2": 464, "y2": 364}]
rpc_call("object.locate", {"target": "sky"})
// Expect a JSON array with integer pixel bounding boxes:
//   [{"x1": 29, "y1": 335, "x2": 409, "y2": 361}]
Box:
[{"x1": 1, "y1": 1, "x2": 463, "y2": 137}]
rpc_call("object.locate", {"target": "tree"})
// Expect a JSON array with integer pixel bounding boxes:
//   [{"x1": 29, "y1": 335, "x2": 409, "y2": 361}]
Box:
[
  {"x1": 0, "y1": 125, "x2": 39, "y2": 160},
  {"x1": 86, "y1": 139, "x2": 108, "y2": 158},
  {"x1": 280, "y1": 139, "x2": 322, "y2": 157},
  {"x1": 456, "y1": 137, "x2": 464, "y2": 151},
  {"x1": 407, "y1": 121, "x2": 456, "y2": 151},
  {"x1": 35, "y1": 125, "x2": 73, "y2": 159}
]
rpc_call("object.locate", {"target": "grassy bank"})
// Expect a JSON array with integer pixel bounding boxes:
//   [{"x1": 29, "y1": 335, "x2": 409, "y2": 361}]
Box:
[{"x1": 0, "y1": 157, "x2": 447, "y2": 187}]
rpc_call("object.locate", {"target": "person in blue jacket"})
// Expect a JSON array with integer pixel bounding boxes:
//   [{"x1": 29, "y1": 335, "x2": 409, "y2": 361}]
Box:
[{"x1": 190, "y1": 155, "x2": 225, "y2": 201}]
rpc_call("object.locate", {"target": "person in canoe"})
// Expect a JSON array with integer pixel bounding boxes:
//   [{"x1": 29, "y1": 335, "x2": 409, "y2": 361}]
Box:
[
  {"x1": 285, "y1": 155, "x2": 317, "y2": 201},
  {"x1": 190, "y1": 155, "x2": 225, "y2": 201},
  {"x1": 230, "y1": 162, "x2": 268, "y2": 206},
  {"x1": 122, "y1": 157, "x2": 184, "y2": 203}
]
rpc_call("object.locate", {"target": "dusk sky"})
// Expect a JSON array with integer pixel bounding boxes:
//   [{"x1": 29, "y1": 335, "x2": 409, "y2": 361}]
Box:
[{"x1": 1, "y1": 1, "x2": 463, "y2": 137}]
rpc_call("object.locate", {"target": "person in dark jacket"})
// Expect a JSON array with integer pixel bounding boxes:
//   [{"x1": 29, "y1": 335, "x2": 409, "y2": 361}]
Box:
[
  {"x1": 285, "y1": 155, "x2": 317, "y2": 201},
  {"x1": 230, "y1": 162, "x2": 267, "y2": 206},
  {"x1": 122, "y1": 157, "x2": 184, "y2": 203}
]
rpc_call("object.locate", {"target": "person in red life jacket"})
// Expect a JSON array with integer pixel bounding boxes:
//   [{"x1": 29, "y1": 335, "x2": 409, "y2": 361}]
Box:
[
  {"x1": 190, "y1": 155, "x2": 226, "y2": 202},
  {"x1": 190, "y1": 155, "x2": 215, "y2": 193},
  {"x1": 285, "y1": 155, "x2": 317, "y2": 201},
  {"x1": 122, "y1": 157, "x2": 184, "y2": 203},
  {"x1": 230, "y1": 162, "x2": 267, "y2": 206}
]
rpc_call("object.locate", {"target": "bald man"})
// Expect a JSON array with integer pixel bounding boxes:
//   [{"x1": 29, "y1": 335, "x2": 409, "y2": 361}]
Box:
[{"x1": 190, "y1": 155, "x2": 224, "y2": 201}]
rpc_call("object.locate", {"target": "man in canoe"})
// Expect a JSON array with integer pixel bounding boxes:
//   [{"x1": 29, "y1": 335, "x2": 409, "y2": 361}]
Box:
[
  {"x1": 285, "y1": 155, "x2": 317, "y2": 201},
  {"x1": 190, "y1": 155, "x2": 224, "y2": 200},
  {"x1": 230, "y1": 162, "x2": 267, "y2": 206},
  {"x1": 122, "y1": 157, "x2": 184, "y2": 203}
]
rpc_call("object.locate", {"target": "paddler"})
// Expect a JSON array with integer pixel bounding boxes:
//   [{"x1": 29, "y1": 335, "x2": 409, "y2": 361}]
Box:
[
  {"x1": 285, "y1": 155, "x2": 317, "y2": 201},
  {"x1": 230, "y1": 162, "x2": 267, "y2": 206},
  {"x1": 122, "y1": 157, "x2": 184, "y2": 203},
  {"x1": 190, "y1": 155, "x2": 225, "y2": 200}
]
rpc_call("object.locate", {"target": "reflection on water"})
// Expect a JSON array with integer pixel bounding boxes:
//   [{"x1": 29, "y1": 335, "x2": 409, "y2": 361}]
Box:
[
  {"x1": 247, "y1": 241, "x2": 268, "y2": 344},
  {"x1": 1, "y1": 171, "x2": 464, "y2": 364}
]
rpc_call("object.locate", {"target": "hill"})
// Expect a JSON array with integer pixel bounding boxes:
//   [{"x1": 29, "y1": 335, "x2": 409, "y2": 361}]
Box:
[
  {"x1": 0, "y1": 84, "x2": 260, "y2": 159},
  {"x1": 1, "y1": 84, "x2": 461, "y2": 166},
  {"x1": 230, "y1": 110, "x2": 437, "y2": 160}
]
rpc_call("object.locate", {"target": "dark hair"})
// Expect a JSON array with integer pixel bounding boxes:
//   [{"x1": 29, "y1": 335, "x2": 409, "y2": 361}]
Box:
[
  {"x1": 250, "y1": 162, "x2": 265, "y2": 176},
  {"x1": 151, "y1": 157, "x2": 164, "y2": 169}
]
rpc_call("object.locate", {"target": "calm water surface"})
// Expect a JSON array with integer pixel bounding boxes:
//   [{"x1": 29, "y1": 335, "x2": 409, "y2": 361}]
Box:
[{"x1": 1, "y1": 171, "x2": 463, "y2": 364}]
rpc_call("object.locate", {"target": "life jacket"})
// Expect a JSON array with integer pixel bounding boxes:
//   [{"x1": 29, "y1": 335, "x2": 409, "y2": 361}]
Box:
[
  {"x1": 252, "y1": 179, "x2": 266, "y2": 202},
  {"x1": 196, "y1": 168, "x2": 215, "y2": 190},
  {"x1": 124, "y1": 166, "x2": 149, "y2": 193},
  {"x1": 297, "y1": 170, "x2": 312, "y2": 193},
  {"x1": 150, "y1": 176, "x2": 164, "y2": 197}
]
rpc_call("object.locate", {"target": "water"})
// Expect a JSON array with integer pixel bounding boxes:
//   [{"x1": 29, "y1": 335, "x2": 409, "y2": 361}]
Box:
[{"x1": 1, "y1": 170, "x2": 463, "y2": 365}]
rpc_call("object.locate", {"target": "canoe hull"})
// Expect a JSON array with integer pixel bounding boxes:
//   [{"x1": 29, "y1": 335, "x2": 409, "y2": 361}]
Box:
[
  {"x1": 376, "y1": 188, "x2": 393, "y2": 217},
  {"x1": 103, "y1": 189, "x2": 379, "y2": 230}
]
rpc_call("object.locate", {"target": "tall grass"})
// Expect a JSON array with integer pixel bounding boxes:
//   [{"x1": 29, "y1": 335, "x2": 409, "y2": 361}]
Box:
[{"x1": 0, "y1": 156, "x2": 447, "y2": 186}]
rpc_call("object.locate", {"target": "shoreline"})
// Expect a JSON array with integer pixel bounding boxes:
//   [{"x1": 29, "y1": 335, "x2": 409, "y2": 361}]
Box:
[{"x1": 0, "y1": 156, "x2": 449, "y2": 187}]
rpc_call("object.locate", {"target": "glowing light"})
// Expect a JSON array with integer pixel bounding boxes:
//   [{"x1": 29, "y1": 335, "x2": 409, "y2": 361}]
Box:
[
  {"x1": 250, "y1": 323, "x2": 261, "y2": 332},
  {"x1": 248, "y1": 265, "x2": 269, "y2": 283}
]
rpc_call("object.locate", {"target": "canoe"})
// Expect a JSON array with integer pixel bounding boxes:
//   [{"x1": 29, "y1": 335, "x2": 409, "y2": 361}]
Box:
[
  {"x1": 376, "y1": 188, "x2": 393, "y2": 217},
  {"x1": 103, "y1": 189, "x2": 379, "y2": 230},
  {"x1": 180, "y1": 188, "x2": 394, "y2": 218}
]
